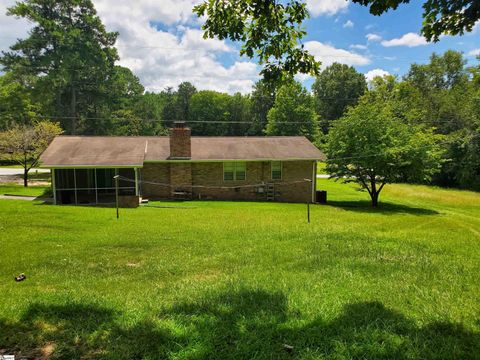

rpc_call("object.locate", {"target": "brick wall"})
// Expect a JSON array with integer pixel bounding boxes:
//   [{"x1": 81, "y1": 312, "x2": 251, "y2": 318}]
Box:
[
  {"x1": 140, "y1": 163, "x2": 170, "y2": 198},
  {"x1": 141, "y1": 160, "x2": 315, "y2": 203},
  {"x1": 170, "y1": 162, "x2": 192, "y2": 197},
  {"x1": 169, "y1": 127, "x2": 191, "y2": 159}
]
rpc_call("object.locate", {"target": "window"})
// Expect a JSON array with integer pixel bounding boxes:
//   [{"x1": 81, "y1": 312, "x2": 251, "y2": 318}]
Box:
[
  {"x1": 271, "y1": 161, "x2": 282, "y2": 180},
  {"x1": 224, "y1": 162, "x2": 246, "y2": 181}
]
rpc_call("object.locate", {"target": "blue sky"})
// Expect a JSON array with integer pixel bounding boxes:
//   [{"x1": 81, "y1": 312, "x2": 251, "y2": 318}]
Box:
[
  {"x1": 302, "y1": 1, "x2": 479, "y2": 79},
  {"x1": 1, "y1": 0, "x2": 479, "y2": 93}
]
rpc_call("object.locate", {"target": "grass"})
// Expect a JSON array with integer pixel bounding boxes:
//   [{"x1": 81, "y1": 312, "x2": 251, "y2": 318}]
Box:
[
  {"x1": 0, "y1": 179, "x2": 479, "y2": 359},
  {"x1": 0, "y1": 164, "x2": 23, "y2": 168},
  {"x1": 317, "y1": 162, "x2": 327, "y2": 174},
  {"x1": 0, "y1": 183, "x2": 50, "y2": 197}
]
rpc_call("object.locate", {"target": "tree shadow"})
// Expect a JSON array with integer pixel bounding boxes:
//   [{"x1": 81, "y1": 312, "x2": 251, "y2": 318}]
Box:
[
  {"x1": 327, "y1": 200, "x2": 439, "y2": 216},
  {"x1": 1, "y1": 290, "x2": 477, "y2": 359}
]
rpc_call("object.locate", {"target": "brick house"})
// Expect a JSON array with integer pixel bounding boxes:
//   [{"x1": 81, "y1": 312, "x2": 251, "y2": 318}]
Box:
[{"x1": 39, "y1": 122, "x2": 325, "y2": 205}]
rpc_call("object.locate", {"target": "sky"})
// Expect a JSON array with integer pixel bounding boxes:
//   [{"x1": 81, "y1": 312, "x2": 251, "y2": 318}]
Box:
[{"x1": 0, "y1": 0, "x2": 479, "y2": 94}]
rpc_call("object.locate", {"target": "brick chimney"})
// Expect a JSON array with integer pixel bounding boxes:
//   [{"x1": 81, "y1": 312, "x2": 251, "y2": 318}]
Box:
[{"x1": 169, "y1": 121, "x2": 191, "y2": 159}]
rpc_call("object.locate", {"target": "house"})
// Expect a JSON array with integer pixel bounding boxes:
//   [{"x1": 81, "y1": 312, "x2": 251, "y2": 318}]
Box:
[{"x1": 39, "y1": 122, "x2": 325, "y2": 205}]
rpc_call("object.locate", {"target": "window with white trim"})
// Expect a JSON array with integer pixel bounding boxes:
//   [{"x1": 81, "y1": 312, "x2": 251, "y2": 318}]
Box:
[
  {"x1": 271, "y1": 161, "x2": 282, "y2": 180},
  {"x1": 223, "y1": 162, "x2": 246, "y2": 181}
]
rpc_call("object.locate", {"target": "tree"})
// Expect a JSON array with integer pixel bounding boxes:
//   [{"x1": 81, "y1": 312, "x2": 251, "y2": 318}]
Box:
[
  {"x1": 0, "y1": 73, "x2": 41, "y2": 130},
  {"x1": 133, "y1": 92, "x2": 169, "y2": 135},
  {"x1": 325, "y1": 96, "x2": 444, "y2": 207},
  {"x1": 228, "y1": 92, "x2": 252, "y2": 136},
  {"x1": 249, "y1": 80, "x2": 276, "y2": 135},
  {"x1": 0, "y1": 0, "x2": 118, "y2": 134},
  {"x1": 0, "y1": 121, "x2": 63, "y2": 187},
  {"x1": 351, "y1": 0, "x2": 480, "y2": 41},
  {"x1": 188, "y1": 91, "x2": 232, "y2": 135},
  {"x1": 406, "y1": 51, "x2": 468, "y2": 92},
  {"x1": 312, "y1": 63, "x2": 367, "y2": 133},
  {"x1": 175, "y1": 82, "x2": 197, "y2": 121},
  {"x1": 265, "y1": 80, "x2": 319, "y2": 141},
  {"x1": 193, "y1": 0, "x2": 320, "y2": 84}
]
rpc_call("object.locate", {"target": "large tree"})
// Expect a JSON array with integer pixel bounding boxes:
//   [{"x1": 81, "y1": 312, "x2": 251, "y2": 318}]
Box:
[
  {"x1": 188, "y1": 90, "x2": 232, "y2": 135},
  {"x1": 312, "y1": 63, "x2": 367, "y2": 133},
  {"x1": 175, "y1": 82, "x2": 197, "y2": 122},
  {"x1": 0, "y1": 73, "x2": 41, "y2": 130},
  {"x1": 325, "y1": 96, "x2": 444, "y2": 207},
  {"x1": 0, "y1": 0, "x2": 118, "y2": 134},
  {"x1": 0, "y1": 121, "x2": 63, "y2": 187},
  {"x1": 249, "y1": 80, "x2": 276, "y2": 135},
  {"x1": 265, "y1": 80, "x2": 319, "y2": 141},
  {"x1": 352, "y1": 0, "x2": 480, "y2": 41}
]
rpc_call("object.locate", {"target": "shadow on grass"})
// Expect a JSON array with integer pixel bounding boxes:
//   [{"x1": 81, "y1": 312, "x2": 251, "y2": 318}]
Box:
[
  {"x1": 1, "y1": 290, "x2": 477, "y2": 359},
  {"x1": 327, "y1": 200, "x2": 439, "y2": 216}
]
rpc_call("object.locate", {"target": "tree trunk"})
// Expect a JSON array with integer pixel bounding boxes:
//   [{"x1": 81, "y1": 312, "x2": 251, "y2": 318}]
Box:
[
  {"x1": 371, "y1": 191, "x2": 379, "y2": 207},
  {"x1": 23, "y1": 167, "x2": 28, "y2": 187}
]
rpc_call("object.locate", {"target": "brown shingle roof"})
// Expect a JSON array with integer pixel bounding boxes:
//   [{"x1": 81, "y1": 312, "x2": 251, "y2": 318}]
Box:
[{"x1": 39, "y1": 136, "x2": 324, "y2": 167}]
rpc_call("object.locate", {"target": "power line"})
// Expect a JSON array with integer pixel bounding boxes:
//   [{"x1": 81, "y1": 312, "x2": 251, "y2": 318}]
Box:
[{"x1": 0, "y1": 114, "x2": 468, "y2": 125}]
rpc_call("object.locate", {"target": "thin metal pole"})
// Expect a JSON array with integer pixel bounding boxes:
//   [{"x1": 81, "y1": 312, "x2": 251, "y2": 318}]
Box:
[
  {"x1": 307, "y1": 202, "x2": 310, "y2": 223},
  {"x1": 73, "y1": 169, "x2": 77, "y2": 205},
  {"x1": 114, "y1": 175, "x2": 119, "y2": 219},
  {"x1": 52, "y1": 169, "x2": 57, "y2": 205}
]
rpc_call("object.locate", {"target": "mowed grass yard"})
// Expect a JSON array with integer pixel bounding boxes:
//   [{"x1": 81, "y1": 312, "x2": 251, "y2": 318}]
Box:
[{"x1": 0, "y1": 179, "x2": 479, "y2": 359}]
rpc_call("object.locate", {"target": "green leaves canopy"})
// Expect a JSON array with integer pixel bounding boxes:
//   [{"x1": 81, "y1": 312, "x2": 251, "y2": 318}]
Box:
[
  {"x1": 325, "y1": 95, "x2": 444, "y2": 206},
  {"x1": 265, "y1": 80, "x2": 319, "y2": 141},
  {"x1": 0, "y1": 121, "x2": 63, "y2": 186},
  {"x1": 312, "y1": 63, "x2": 367, "y2": 133},
  {"x1": 194, "y1": 0, "x2": 320, "y2": 84}
]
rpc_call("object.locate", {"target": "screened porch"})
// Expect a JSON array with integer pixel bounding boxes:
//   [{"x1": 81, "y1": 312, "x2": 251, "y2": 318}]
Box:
[{"x1": 52, "y1": 168, "x2": 139, "y2": 205}]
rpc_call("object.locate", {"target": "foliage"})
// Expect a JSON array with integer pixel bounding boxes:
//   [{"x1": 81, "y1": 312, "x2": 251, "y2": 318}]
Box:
[
  {"x1": 325, "y1": 95, "x2": 444, "y2": 207},
  {"x1": 266, "y1": 80, "x2": 319, "y2": 141},
  {"x1": 0, "y1": 121, "x2": 63, "y2": 187},
  {"x1": 193, "y1": 0, "x2": 320, "y2": 84},
  {"x1": 175, "y1": 82, "x2": 197, "y2": 121},
  {"x1": 188, "y1": 90, "x2": 232, "y2": 135},
  {"x1": 0, "y1": 73, "x2": 42, "y2": 130},
  {"x1": 1, "y1": 180, "x2": 480, "y2": 358},
  {"x1": 249, "y1": 80, "x2": 276, "y2": 135},
  {"x1": 312, "y1": 63, "x2": 367, "y2": 133},
  {"x1": 351, "y1": 0, "x2": 480, "y2": 41},
  {"x1": 0, "y1": 0, "x2": 119, "y2": 134}
]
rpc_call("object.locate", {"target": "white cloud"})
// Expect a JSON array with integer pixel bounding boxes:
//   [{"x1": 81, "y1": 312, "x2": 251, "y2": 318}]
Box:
[
  {"x1": 472, "y1": 20, "x2": 480, "y2": 33},
  {"x1": 307, "y1": 0, "x2": 349, "y2": 17},
  {"x1": 0, "y1": 0, "x2": 31, "y2": 54},
  {"x1": 93, "y1": 0, "x2": 259, "y2": 94},
  {"x1": 304, "y1": 41, "x2": 371, "y2": 68},
  {"x1": 364, "y1": 68, "x2": 390, "y2": 82},
  {"x1": 350, "y1": 44, "x2": 367, "y2": 50},
  {"x1": 381, "y1": 32, "x2": 428, "y2": 47},
  {"x1": 343, "y1": 20, "x2": 354, "y2": 28},
  {"x1": 468, "y1": 49, "x2": 480, "y2": 57},
  {"x1": 0, "y1": 0, "x2": 260, "y2": 93},
  {"x1": 366, "y1": 33, "x2": 382, "y2": 42}
]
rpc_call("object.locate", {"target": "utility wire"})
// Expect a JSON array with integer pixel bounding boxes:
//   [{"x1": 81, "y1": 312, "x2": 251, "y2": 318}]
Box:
[{"x1": 0, "y1": 114, "x2": 469, "y2": 125}]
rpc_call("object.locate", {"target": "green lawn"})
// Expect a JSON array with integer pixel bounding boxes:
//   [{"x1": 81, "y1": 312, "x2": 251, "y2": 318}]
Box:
[
  {"x1": 0, "y1": 179, "x2": 479, "y2": 359},
  {"x1": 0, "y1": 183, "x2": 50, "y2": 197}
]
